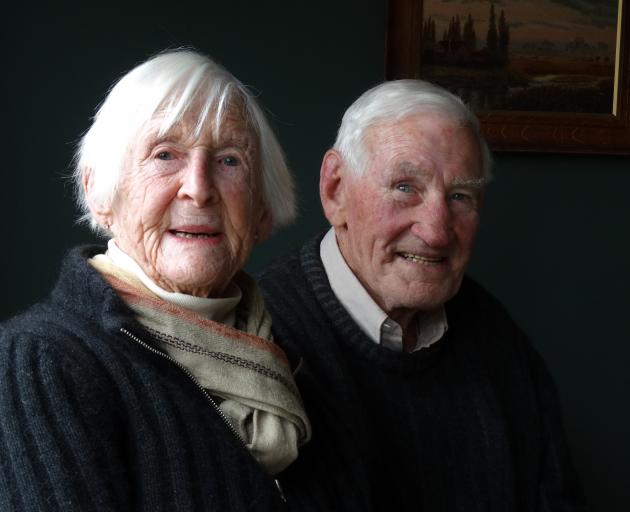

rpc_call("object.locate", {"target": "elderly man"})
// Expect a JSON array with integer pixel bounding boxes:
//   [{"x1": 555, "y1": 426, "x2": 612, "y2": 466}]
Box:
[{"x1": 257, "y1": 80, "x2": 586, "y2": 511}]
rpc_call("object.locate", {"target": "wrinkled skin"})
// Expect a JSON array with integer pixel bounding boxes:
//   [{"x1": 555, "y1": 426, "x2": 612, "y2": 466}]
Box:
[
  {"x1": 86, "y1": 109, "x2": 270, "y2": 297},
  {"x1": 320, "y1": 113, "x2": 484, "y2": 339}
]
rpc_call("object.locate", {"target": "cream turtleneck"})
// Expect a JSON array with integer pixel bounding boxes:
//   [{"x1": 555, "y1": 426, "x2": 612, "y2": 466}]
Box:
[{"x1": 91, "y1": 239, "x2": 242, "y2": 326}]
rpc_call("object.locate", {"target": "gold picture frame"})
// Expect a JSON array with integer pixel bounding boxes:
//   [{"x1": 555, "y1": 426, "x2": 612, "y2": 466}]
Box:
[{"x1": 386, "y1": 0, "x2": 630, "y2": 154}]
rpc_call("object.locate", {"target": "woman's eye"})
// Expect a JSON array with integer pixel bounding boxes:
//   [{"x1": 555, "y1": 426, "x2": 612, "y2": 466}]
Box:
[
  {"x1": 156, "y1": 151, "x2": 173, "y2": 161},
  {"x1": 221, "y1": 156, "x2": 240, "y2": 167},
  {"x1": 396, "y1": 183, "x2": 412, "y2": 193}
]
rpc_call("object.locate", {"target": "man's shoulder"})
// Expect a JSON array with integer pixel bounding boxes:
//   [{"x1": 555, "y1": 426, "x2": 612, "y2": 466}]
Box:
[
  {"x1": 451, "y1": 275, "x2": 512, "y2": 319},
  {"x1": 450, "y1": 276, "x2": 541, "y2": 366},
  {"x1": 256, "y1": 234, "x2": 334, "y2": 342},
  {"x1": 447, "y1": 276, "x2": 527, "y2": 347},
  {"x1": 257, "y1": 233, "x2": 324, "y2": 287},
  {"x1": 256, "y1": 246, "x2": 303, "y2": 282}
]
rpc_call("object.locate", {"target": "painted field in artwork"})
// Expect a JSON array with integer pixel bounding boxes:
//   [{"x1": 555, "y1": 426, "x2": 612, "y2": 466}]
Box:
[{"x1": 421, "y1": 0, "x2": 620, "y2": 113}]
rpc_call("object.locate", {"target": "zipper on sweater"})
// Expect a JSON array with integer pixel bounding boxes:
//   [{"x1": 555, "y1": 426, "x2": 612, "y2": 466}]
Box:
[{"x1": 120, "y1": 327, "x2": 287, "y2": 503}]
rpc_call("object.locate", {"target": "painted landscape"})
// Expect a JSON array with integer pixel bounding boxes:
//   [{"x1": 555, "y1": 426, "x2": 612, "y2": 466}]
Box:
[{"x1": 421, "y1": 0, "x2": 620, "y2": 113}]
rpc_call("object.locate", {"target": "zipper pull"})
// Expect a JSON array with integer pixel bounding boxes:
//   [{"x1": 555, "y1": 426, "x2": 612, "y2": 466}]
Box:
[{"x1": 274, "y1": 478, "x2": 287, "y2": 503}]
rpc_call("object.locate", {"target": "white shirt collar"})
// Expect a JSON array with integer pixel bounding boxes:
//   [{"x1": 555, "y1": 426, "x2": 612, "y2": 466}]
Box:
[
  {"x1": 320, "y1": 228, "x2": 448, "y2": 352},
  {"x1": 94, "y1": 239, "x2": 242, "y2": 326}
]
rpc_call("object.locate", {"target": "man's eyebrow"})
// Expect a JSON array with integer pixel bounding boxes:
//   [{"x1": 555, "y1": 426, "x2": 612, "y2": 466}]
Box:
[
  {"x1": 390, "y1": 163, "x2": 487, "y2": 188},
  {"x1": 391, "y1": 161, "x2": 430, "y2": 177},
  {"x1": 452, "y1": 176, "x2": 487, "y2": 188}
]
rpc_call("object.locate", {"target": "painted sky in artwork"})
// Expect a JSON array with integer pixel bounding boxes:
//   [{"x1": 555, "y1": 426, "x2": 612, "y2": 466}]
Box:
[{"x1": 423, "y1": 0, "x2": 619, "y2": 49}]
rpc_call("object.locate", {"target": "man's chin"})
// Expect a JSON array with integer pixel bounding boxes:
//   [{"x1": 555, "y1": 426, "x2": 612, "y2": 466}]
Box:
[{"x1": 388, "y1": 280, "x2": 461, "y2": 312}]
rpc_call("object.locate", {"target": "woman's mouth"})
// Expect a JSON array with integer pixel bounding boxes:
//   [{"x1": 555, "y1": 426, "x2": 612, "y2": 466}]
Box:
[
  {"x1": 169, "y1": 226, "x2": 222, "y2": 240},
  {"x1": 171, "y1": 230, "x2": 217, "y2": 239}
]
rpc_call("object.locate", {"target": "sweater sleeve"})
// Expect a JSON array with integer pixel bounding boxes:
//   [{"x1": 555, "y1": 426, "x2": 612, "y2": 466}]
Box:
[
  {"x1": 532, "y1": 349, "x2": 589, "y2": 512},
  {"x1": 463, "y1": 278, "x2": 588, "y2": 511},
  {"x1": 0, "y1": 328, "x2": 129, "y2": 511}
]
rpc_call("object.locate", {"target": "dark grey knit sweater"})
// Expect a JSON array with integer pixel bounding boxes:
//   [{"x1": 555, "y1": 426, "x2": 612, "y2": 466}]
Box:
[
  {"x1": 257, "y1": 235, "x2": 587, "y2": 512},
  {"x1": 0, "y1": 246, "x2": 286, "y2": 511}
]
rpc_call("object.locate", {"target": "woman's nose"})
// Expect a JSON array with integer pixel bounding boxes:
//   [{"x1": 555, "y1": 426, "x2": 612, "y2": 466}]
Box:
[{"x1": 177, "y1": 152, "x2": 219, "y2": 207}]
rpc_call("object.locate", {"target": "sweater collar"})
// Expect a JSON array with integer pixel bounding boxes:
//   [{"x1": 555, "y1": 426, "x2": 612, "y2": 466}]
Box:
[
  {"x1": 319, "y1": 228, "x2": 448, "y2": 351},
  {"x1": 299, "y1": 234, "x2": 458, "y2": 370}
]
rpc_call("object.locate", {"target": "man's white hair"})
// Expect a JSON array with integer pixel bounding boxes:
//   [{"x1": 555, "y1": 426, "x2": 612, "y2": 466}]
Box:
[
  {"x1": 74, "y1": 48, "x2": 295, "y2": 235},
  {"x1": 333, "y1": 79, "x2": 493, "y2": 180}
]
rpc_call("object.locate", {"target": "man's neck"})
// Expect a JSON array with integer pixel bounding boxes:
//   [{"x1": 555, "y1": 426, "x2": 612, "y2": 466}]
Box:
[
  {"x1": 388, "y1": 309, "x2": 419, "y2": 353},
  {"x1": 320, "y1": 228, "x2": 448, "y2": 352}
]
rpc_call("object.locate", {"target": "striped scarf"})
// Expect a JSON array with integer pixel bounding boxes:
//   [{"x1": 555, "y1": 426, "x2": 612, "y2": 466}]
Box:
[{"x1": 90, "y1": 257, "x2": 311, "y2": 474}]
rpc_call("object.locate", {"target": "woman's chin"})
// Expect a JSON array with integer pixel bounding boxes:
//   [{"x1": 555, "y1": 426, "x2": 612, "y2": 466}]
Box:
[
  {"x1": 156, "y1": 237, "x2": 244, "y2": 296},
  {"x1": 157, "y1": 261, "x2": 230, "y2": 297}
]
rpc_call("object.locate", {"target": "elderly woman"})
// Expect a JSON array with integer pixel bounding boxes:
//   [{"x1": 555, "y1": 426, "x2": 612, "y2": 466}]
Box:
[{"x1": 0, "y1": 49, "x2": 310, "y2": 511}]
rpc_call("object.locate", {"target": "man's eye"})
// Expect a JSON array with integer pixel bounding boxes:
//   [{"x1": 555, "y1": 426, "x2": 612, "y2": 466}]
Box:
[
  {"x1": 221, "y1": 156, "x2": 240, "y2": 167},
  {"x1": 396, "y1": 183, "x2": 412, "y2": 193},
  {"x1": 449, "y1": 192, "x2": 470, "y2": 202},
  {"x1": 448, "y1": 191, "x2": 478, "y2": 213}
]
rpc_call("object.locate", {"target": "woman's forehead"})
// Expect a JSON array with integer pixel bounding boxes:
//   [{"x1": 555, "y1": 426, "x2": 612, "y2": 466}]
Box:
[{"x1": 137, "y1": 106, "x2": 256, "y2": 146}]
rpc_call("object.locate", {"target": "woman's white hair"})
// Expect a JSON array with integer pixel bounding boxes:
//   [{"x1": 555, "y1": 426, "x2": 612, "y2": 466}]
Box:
[
  {"x1": 333, "y1": 79, "x2": 493, "y2": 180},
  {"x1": 74, "y1": 48, "x2": 295, "y2": 235}
]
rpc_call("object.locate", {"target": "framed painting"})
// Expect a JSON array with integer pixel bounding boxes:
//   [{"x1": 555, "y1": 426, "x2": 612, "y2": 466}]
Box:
[{"x1": 386, "y1": 0, "x2": 630, "y2": 154}]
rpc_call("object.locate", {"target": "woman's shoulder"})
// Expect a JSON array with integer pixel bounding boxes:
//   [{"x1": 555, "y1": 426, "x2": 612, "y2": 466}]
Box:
[
  {"x1": 0, "y1": 309, "x2": 125, "y2": 444},
  {"x1": 0, "y1": 244, "x2": 131, "y2": 377},
  {"x1": 0, "y1": 299, "x2": 107, "y2": 377}
]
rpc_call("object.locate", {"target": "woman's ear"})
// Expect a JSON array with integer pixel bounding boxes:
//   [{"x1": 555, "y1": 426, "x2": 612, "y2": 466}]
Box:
[
  {"x1": 255, "y1": 207, "x2": 273, "y2": 244},
  {"x1": 83, "y1": 169, "x2": 113, "y2": 229},
  {"x1": 319, "y1": 149, "x2": 349, "y2": 228}
]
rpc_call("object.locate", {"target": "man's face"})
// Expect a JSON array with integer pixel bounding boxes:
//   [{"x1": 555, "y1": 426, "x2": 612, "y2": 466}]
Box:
[{"x1": 332, "y1": 114, "x2": 484, "y2": 319}]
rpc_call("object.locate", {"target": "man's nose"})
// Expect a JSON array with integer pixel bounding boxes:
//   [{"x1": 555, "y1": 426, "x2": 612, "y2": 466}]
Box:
[
  {"x1": 177, "y1": 152, "x2": 219, "y2": 207},
  {"x1": 410, "y1": 195, "x2": 452, "y2": 248}
]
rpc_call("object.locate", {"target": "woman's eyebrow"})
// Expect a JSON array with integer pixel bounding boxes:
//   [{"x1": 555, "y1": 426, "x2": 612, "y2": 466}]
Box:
[
  {"x1": 139, "y1": 129, "x2": 179, "y2": 147},
  {"x1": 214, "y1": 131, "x2": 253, "y2": 147}
]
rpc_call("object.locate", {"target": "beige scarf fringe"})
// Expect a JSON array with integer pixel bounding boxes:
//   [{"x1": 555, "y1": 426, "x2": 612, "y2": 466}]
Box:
[{"x1": 90, "y1": 257, "x2": 311, "y2": 474}]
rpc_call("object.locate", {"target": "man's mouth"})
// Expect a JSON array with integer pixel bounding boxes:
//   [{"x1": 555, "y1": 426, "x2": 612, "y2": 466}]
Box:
[{"x1": 398, "y1": 252, "x2": 446, "y2": 264}]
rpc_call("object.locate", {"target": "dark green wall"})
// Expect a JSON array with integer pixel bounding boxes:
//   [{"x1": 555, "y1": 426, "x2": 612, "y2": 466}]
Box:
[{"x1": 2, "y1": 2, "x2": 628, "y2": 510}]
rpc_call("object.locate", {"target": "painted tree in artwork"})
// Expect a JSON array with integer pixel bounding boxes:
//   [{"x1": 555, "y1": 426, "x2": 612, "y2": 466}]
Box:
[
  {"x1": 486, "y1": 3, "x2": 498, "y2": 53},
  {"x1": 498, "y1": 9, "x2": 510, "y2": 56},
  {"x1": 421, "y1": 15, "x2": 438, "y2": 63},
  {"x1": 462, "y1": 13, "x2": 476, "y2": 50},
  {"x1": 422, "y1": 16, "x2": 436, "y2": 45},
  {"x1": 447, "y1": 15, "x2": 462, "y2": 46}
]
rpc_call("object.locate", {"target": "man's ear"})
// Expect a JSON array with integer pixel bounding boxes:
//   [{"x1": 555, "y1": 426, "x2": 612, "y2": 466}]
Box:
[
  {"x1": 319, "y1": 149, "x2": 350, "y2": 228},
  {"x1": 82, "y1": 169, "x2": 113, "y2": 229}
]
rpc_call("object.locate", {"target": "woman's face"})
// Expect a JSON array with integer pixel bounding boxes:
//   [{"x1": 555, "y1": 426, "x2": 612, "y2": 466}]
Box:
[{"x1": 104, "y1": 109, "x2": 269, "y2": 297}]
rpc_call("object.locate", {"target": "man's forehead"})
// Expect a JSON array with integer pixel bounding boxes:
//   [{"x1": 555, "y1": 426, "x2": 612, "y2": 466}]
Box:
[
  {"x1": 362, "y1": 117, "x2": 483, "y2": 178},
  {"x1": 368, "y1": 113, "x2": 476, "y2": 142}
]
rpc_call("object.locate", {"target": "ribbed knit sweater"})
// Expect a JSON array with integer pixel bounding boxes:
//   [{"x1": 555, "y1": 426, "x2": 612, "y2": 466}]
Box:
[
  {"x1": 0, "y1": 246, "x2": 286, "y2": 511},
  {"x1": 257, "y1": 235, "x2": 587, "y2": 512}
]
